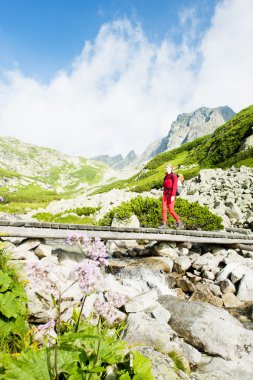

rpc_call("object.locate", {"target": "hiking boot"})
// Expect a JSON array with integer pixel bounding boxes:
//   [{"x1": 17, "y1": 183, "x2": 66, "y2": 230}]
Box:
[
  {"x1": 175, "y1": 221, "x2": 184, "y2": 229},
  {"x1": 158, "y1": 223, "x2": 167, "y2": 229}
]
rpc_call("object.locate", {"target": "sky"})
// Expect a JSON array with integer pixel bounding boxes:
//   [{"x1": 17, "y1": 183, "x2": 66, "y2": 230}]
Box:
[{"x1": 0, "y1": 0, "x2": 253, "y2": 158}]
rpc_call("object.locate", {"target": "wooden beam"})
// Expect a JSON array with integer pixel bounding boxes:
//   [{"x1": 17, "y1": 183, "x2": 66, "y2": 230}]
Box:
[{"x1": 1, "y1": 226, "x2": 253, "y2": 245}]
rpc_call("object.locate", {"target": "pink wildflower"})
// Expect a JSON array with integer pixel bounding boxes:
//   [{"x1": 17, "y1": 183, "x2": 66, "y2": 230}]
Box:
[
  {"x1": 67, "y1": 234, "x2": 109, "y2": 266},
  {"x1": 105, "y1": 291, "x2": 126, "y2": 308},
  {"x1": 75, "y1": 260, "x2": 103, "y2": 294}
]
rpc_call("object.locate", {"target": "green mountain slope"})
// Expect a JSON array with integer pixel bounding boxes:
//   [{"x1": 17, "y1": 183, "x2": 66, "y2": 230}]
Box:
[
  {"x1": 93, "y1": 105, "x2": 253, "y2": 194},
  {"x1": 0, "y1": 137, "x2": 109, "y2": 213}
]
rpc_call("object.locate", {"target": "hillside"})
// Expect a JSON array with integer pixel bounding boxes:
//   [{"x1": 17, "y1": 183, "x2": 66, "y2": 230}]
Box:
[
  {"x1": 93, "y1": 105, "x2": 253, "y2": 194},
  {"x1": 0, "y1": 137, "x2": 112, "y2": 213}
]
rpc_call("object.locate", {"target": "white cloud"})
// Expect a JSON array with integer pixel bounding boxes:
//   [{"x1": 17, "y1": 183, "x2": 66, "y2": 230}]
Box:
[{"x1": 0, "y1": 0, "x2": 253, "y2": 158}]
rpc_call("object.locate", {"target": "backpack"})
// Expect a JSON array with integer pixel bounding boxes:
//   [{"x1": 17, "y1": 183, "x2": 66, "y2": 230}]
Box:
[{"x1": 174, "y1": 173, "x2": 184, "y2": 196}]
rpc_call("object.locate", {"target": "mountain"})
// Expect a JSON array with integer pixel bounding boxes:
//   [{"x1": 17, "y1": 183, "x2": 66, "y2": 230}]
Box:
[
  {"x1": 0, "y1": 137, "x2": 110, "y2": 195},
  {"x1": 94, "y1": 105, "x2": 253, "y2": 194},
  {"x1": 138, "y1": 106, "x2": 236, "y2": 163},
  {"x1": 93, "y1": 150, "x2": 137, "y2": 169}
]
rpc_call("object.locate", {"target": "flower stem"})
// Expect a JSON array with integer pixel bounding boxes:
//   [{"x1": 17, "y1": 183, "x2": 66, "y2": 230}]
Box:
[{"x1": 75, "y1": 294, "x2": 86, "y2": 333}]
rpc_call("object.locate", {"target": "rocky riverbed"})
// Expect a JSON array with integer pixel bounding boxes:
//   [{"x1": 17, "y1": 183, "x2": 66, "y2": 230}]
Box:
[{"x1": 2, "y1": 233, "x2": 253, "y2": 380}]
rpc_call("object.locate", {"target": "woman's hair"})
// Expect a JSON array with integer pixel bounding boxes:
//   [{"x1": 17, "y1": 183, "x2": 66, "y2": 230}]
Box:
[{"x1": 166, "y1": 163, "x2": 174, "y2": 171}]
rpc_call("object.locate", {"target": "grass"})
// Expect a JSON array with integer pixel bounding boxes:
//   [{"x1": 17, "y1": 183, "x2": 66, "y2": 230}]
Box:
[
  {"x1": 33, "y1": 211, "x2": 96, "y2": 225},
  {"x1": 0, "y1": 202, "x2": 49, "y2": 214},
  {"x1": 93, "y1": 105, "x2": 253, "y2": 194}
]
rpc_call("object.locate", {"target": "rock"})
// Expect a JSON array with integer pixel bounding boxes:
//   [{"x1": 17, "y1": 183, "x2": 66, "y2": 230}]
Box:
[
  {"x1": 124, "y1": 313, "x2": 184, "y2": 355},
  {"x1": 111, "y1": 214, "x2": 140, "y2": 228},
  {"x1": 154, "y1": 243, "x2": 178, "y2": 260},
  {"x1": 176, "y1": 277, "x2": 196, "y2": 293},
  {"x1": 125, "y1": 290, "x2": 158, "y2": 313},
  {"x1": 192, "y1": 253, "x2": 223, "y2": 272},
  {"x1": 137, "y1": 347, "x2": 187, "y2": 380},
  {"x1": 220, "y1": 279, "x2": 236, "y2": 293},
  {"x1": 159, "y1": 295, "x2": 253, "y2": 360},
  {"x1": 208, "y1": 283, "x2": 222, "y2": 297},
  {"x1": 12, "y1": 250, "x2": 39, "y2": 261},
  {"x1": 225, "y1": 204, "x2": 243, "y2": 221},
  {"x1": 222, "y1": 293, "x2": 242, "y2": 308},
  {"x1": 14, "y1": 239, "x2": 42, "y2": 252},
  {"x1": 189, "y1": 282, "x2": 223, "y2": 307},
  {"x1": 230, "y1": 265, "x2": 250, "y2": 283},
  {"x1": 202, "y1": 270, "x2": 215, "y2": 281},
  {"x1": 141, "y1": 256, "x2": 174, "y2": 273},
  {"x1": 173, "y1": 257, "x2": 192, "y2": 273},
  {"x1": 237, "y1": 273, "x2": 253, "y2": 302},
  {"x1": 215, "y1": 263, "x2": 237, "y2": 283},
  {"x1": 196, "y1": 356, "x2": 253, "y2": 380},
  {"x1": 151, "y1": 303, "x2": 171, "y2": 323},
  {"x1": 34, "y1": 244, "x2": 52, "y2": 258}
]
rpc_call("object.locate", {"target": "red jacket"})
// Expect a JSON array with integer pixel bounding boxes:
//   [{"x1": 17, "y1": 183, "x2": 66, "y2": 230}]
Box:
[{"x1": 163, "y1": 173, "x2": 177, "y2": 198}]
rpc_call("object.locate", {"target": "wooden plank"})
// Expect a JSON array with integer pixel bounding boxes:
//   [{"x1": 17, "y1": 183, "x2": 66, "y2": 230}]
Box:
[{"x1": 1, "y1": 226, "x2": 253, "y2": 245}]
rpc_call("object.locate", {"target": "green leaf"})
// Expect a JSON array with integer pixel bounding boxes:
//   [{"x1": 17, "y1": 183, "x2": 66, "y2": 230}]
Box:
[
  {"x1": 4, "y1": 349, "x2": 51, "y2": 380},
  {"x1": 12, "y1": 315, "x2": 29, "y2": 338},
  {"x1": 132, "y1": 351, "x2": 153, "y2": 380},
  {"x1": 0, "y1": 292, "x2": 19, "y2": 318},
  {"x1": 10, "y1": 282, "x2": 28, "y2": 303},
  {"x1": 119, "y1": 372, "x2": 131, "y2": 380},
  {"x1": 56, "y1": 346, "x2": 81, "y2": 374},
  {"x1": 0, "y1": 271, "x2": 11, "y2": 292}
]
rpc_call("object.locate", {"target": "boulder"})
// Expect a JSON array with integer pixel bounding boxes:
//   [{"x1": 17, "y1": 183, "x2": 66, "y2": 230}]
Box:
[
  {"x1": 159, "y1": 295, "x2": 253, "y2": 360},
  {"x1": 220, "y1": 279, "x2": 236, "y2": 294},
  {"x1": 151, "y1": 303, "x2": 171, "y2": 323},
  {"x1": 237, "y1": 273, "x2": 253, "y2": 302},
  {"x1": 173, "y1": 257, "x2": 192, "y2": 273},
  {"x1": 154, "y1": 243, "x2": 179, "y2": 260},
  {"x1": 111, "y1": 214, "x2": 140, "y2": 228},
  {"x1": 124, "y1": 313, "x2": 182, "y2": 355},
  {"x1": 189, "y1": 282, "x2": 223, "y2": 307},
  {"x1": 196, "y1": 356, "x2": 253, "y2": 380},
  {"x1": 125, "y1": 290, "x2": 158, "y2": 313},
  {"x1": 34, "y1": 244, "x2": 52, "y2": 258},
  {"x1": 230, "y1": 265, "x2": 250, "y2": 283},
  {"x1": 222, "y1": 293, "x2": 242, "y2": 308}
]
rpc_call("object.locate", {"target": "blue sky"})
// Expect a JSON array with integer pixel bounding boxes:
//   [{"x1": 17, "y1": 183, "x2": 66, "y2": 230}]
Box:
[
  {"x1": 0, "y1": 0, "x2": 253, "y2": 158},
  {"x1": 0, "y1": 0, "x2": 217, "y2": 81}
]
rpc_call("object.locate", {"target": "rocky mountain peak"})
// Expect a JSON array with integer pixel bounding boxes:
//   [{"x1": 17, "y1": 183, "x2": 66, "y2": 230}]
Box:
[{"x1": 165, "y1": 105, "x2": 235, "y2": 151}]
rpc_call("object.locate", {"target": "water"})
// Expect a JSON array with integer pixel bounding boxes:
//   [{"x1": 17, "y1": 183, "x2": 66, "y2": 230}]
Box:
[{"x1": 226, "y1": 303, "x2": 253, "y2": 330}]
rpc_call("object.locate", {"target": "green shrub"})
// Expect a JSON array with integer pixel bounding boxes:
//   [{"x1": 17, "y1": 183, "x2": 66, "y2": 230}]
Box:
[
  {"x1": 99, "y1": 196, "x2": 223, "y2": 231},
  {"x1": 68, "y1": 206, "x2": 100, "y2": 216},
  {"x1": 33, "y1": 212, "x2": 96, "y2": 225}
]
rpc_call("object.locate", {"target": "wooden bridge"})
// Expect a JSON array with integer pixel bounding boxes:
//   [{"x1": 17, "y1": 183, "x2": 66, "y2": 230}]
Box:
[{"x1": 1, "y1": 220, "x2": 253, "y2": 249}]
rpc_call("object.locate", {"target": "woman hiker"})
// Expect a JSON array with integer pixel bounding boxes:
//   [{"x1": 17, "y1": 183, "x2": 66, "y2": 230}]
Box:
[{"x1": 160, "y1": 164, "x2": 183, "y2": 229}]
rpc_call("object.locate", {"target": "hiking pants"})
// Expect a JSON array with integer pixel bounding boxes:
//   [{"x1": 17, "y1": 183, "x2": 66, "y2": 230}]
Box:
[{"x1": 162, "y1": 194, "x2": 180, "y2": 223}]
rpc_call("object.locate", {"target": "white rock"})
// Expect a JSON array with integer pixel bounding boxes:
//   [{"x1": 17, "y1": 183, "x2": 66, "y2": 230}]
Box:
[
  {"x1": 125, "y1": 290, "x2": 158, "y2": 313},
  {"x1": 111, "y1": 214, "x2": 140, "y2": 228},
  {"x1": 237, "y1": 273, "x2": 253, "y2": 302},
  {"x1": 215, "y1": 263, "x2": 237, "y2": 283},
  {"x1": 151, "y1": 303, "x2": 171, "y2": 323},
  {"x1": 154, "y1": 243, "x2": 178, "y2": 260},
  {"x1": 34, "y1": 244, "x2": 52, "y2": 258},
  {"x1": 14, "y1": 239, "x2": 41, "y2": 252},
  {"x1": 12, "y1": 250, "x2": 39, "y2": 261},
  {"x1": 231, "y1": 265, "x2": 250, "y2": 283},
  {"x1": 220, "y1": 279, "x2": 236, "y2": 293},
  {"x1": 173, "y1": 257, "x2": 192, "y2": 273}
]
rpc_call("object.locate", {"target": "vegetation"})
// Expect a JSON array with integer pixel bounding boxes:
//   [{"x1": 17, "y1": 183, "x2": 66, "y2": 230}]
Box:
[
  {"x1": 98, "y1": 196, "x2": 223, "y2": 231},
  {"x1": 93, "y1": 105, "x2": 253, "y2": 194},
  {"x1": 33, "y1": 206, "x2": 100, "y2": 224},
  {"x1": 0, "y1": 240, "x2": 154, "y2": 379},
  {"x1": 0, "y1": 246, "x2": 28, "y2": 353}
]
